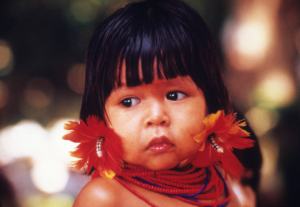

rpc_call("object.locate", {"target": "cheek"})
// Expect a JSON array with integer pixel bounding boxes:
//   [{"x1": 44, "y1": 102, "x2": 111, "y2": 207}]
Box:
[
  {"x1": 177, "y1": 107, "x2": 206, "y2": 136},
  {"x1": 110, "y1": 114, "x2": 141, "y2": 140},
  {"x1": 173, "y1": 104, "x2": 206, "y2": 155},
  {"x1": 108, "y1": 116, "x2": 142, "y2": 159},
  {"x1": 176, "y1": 134, "x2": 201, "y2": 160},
  {"x1": 189, "y1": 104, "x2": 207, "y2": 134},
  {"x1": 171, "y1": 124, "x2": 202, "y2": 157}
]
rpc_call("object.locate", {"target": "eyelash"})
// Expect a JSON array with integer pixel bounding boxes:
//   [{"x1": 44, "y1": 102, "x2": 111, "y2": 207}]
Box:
[
  {"x1": 120, "y1": 98, "x2": 140, "y2": 107},
  {"x1": 120, "y1": 91, "x2": 187, "y2": 107},
  {"x1": 166, "y1": 91, "x2": 186, "y2": 101}
]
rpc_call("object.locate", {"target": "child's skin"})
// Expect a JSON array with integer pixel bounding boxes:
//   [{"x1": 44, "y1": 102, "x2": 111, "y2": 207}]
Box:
[{"x1": 73, "y1": 62, "x2": 254, "y2": 207}]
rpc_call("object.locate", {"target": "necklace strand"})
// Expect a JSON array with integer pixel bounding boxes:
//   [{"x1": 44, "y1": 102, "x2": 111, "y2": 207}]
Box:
[{"x1": 115, "y1": 164, "x2": 231, "y2": 207}]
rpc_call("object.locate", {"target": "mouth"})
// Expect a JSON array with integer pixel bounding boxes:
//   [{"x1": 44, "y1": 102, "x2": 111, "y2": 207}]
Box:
[{"x1": 146, "y1": 136, "x2": 174, "y2": 154}]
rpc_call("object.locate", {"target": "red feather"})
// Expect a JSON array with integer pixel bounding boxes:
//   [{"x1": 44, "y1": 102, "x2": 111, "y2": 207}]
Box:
[
  {"x1": 193, "y1": 110, "x2": 254, "y2": 178},
  {"x1": 63, "y1": 115, "x2": 123, "y2": 178}
]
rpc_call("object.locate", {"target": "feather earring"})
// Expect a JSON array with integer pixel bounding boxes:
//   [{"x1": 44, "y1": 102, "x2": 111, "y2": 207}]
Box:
[
  {"x1": 63, "y1": 115, "x2": 123, "y2": 178},
  {"x1": 191, "y1": 110, "x2": 254, "y2": 178}
]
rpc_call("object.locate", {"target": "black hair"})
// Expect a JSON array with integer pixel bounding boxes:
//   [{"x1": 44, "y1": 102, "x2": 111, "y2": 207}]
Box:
[{"x1": 80, "y1": 0, "x2": 232, "y2": 123}]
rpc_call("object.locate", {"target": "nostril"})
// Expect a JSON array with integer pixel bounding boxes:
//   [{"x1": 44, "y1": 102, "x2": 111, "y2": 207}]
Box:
[{"x1": 161, "y1": 121, "x2": 166, "y2": 125}]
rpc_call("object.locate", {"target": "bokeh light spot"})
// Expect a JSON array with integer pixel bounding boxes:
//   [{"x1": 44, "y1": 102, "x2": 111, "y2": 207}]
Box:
[
  {"x1": 254, "y1": 71, "x2": 296, "y2": 108},
  {"x1": 245, "y1": 107, "x2": 279, "y2": 136},
  {"x1": 69, "y1": 1, "x2": 97, "y2": 24},
  {"x1": 0, "y1": 126, "x2": 15, "y2": 165},
  {"x1": 0, "y1": 81, "x2": 9, "y2": 108},
  {"x1": 48, "y1": 119, "x2": 80, "y2": 165},
  {"x1": 23, "y1": 194, "x2": 74, "y2": 207},
  {"x1": 24, "y1": 77, "x2": 54, "y2": 108},
  {"x1": 31, "y1": 157, "x2": 69, "y2": 194},
  {"x1": 222, "y1": 3, "x2": 275, "y2": 70},
  {"x1": 259, "y1": 137, "x2": 283, "y2": 195},
  {"x1": 0, "y1": 120, "x2": 48, "y2": 160},
  {"x1": 235, "y1": 20, "x2": 270, "y2": 58},
  {"x1": 0, "y1": 40, "x2": 13, "y2": 76},
  {"x1": 67, "y1": 64, "x2": 85, "y2": 94}
]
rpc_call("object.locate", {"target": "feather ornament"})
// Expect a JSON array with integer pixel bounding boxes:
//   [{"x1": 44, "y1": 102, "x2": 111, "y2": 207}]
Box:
[
  {"x1": 63, "y1": 115, "x2": 123, "y2": 178},
  {"x1": 192, "y1": 110, "x2": 254, "y2": 178}
]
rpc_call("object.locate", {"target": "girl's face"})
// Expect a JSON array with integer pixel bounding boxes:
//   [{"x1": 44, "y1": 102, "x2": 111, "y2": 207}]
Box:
[{"x1": 105, "y1": 64, "x2": 207, "y2": 171}]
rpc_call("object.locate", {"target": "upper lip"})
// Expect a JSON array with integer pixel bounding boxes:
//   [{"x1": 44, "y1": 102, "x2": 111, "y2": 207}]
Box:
[{"x1": 146, "y1": 136, "x2": 174, "y2": 150}]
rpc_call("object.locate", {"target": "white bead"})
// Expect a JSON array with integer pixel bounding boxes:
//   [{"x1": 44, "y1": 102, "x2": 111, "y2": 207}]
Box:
[{"x1": 96, "y1": 137, "x2": 104, "y2": 157}]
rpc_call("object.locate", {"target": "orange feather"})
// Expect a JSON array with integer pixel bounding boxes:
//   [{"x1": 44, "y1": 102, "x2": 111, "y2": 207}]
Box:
[{"x1": 193, "y1": 110, "x2": 254, "y2": 178}]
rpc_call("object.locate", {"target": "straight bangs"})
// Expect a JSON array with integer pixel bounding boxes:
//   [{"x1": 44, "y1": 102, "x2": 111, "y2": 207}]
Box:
[{"x1": 104, "y1": 3, "x2": 200, "y2": 88}]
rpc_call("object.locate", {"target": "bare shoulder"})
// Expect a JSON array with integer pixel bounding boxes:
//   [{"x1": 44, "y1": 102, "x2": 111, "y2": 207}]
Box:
[
  {"x1": 73, "y1": 177, "x2": 123, "y2": 207},
  {"x1": 215, "y1": 166, "x2": 256, "y2": 207}
]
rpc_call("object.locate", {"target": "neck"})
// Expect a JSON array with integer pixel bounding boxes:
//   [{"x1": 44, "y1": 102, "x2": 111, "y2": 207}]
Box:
[{"x1": 171, "y1": 162, "x2": 194, "y2": 171}]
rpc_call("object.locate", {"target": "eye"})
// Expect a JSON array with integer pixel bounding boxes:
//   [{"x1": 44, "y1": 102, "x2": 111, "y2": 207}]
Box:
[
  {"x1": 166, "y1": 91, "x2": 186, "y2": 101},
  {"x1": 120, "y1": 98, "x2": 140, "y2": 107}
]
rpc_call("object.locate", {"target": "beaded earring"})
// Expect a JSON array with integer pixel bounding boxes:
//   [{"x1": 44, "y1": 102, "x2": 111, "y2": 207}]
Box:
[
  {"x1": 96, "y1": 137, "x2": 104, "y2": 157},
  {"x1": 63, "y1": 115, "x2": 123, "y2": 178}
]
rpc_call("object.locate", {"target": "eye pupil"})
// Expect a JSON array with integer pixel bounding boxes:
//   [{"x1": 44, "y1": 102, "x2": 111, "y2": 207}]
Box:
[
  {"x1": 122, "y1": 99, "x2": 132, "y2": 107},
  {"x1": 120, "y1": 97, "x2": 140, "y2": 107},
  {"x1": 167, "y1": 92, "x2": 178, "y2": 101}
]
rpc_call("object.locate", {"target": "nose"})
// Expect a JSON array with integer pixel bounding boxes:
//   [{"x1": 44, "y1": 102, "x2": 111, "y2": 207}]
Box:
[{"x1": 144, "y1": 101, "x2": 170, "y2": 127}]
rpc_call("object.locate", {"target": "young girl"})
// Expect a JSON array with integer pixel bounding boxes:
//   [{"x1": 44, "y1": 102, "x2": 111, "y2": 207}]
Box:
[{"x1": 63, "y1": 0, "x2": 260, "y2": 206}]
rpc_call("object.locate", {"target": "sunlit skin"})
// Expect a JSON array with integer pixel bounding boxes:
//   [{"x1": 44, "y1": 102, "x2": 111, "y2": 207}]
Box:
[{"x1": 104, "y1": 64, "x2": 207, "y2": 171}]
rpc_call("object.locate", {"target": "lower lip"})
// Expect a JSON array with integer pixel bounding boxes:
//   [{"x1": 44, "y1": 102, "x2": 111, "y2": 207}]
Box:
[{"x1": 147, "y1": 143, "x2": 173, "y2": 154}]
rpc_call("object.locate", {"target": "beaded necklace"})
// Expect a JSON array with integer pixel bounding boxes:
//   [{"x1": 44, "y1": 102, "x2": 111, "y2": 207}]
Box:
[{"x1": 114, "y1": 164, "x2": 231, "y2": 207}]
